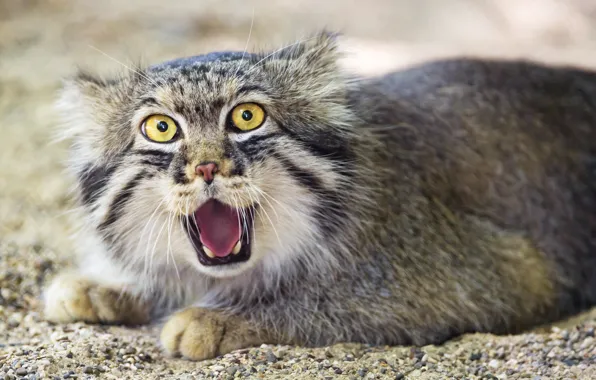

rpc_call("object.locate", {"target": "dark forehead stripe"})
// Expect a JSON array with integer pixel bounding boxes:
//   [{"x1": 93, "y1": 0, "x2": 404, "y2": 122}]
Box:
[
  {"x1": 140, "y1": 97, "x2": 159, "y2": 107},
  {"x1": 148, "y1": 51, "x2": 260, "y2": 115},
  {"x1": 237, "y1": 84, "x2": 269, "y2": 96}
]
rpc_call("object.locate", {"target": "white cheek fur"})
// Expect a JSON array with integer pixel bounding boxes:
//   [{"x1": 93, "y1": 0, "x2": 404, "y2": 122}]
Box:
[{"x1": 229, "y1": 121, "x2": 273, "y2": 142}]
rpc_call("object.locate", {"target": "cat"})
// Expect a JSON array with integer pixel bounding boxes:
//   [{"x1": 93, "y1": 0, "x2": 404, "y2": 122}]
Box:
[{"x1": 44, "y1": 31, "x2": 596, "y2": 360}]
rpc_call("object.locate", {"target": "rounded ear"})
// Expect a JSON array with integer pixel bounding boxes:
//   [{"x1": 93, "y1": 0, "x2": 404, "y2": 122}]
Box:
[
  {"x1": 261, "y1": 30, "x2": 346, "y2": 94},
  {"x1": 255, "y1": 31, "x2": 356, "y2": 136},
  {"x1": 55, "y1": 73, "x2": 106, "y2": 141},
  {"x1": 54, "y1": 70, "x2": 135, "y2": 171},
  {"x1": 55, "y1": 71, "x2": 128, "y2": 140},
  {"x1": 275, "y1": 30, "x2": 342, "y2": 74}
]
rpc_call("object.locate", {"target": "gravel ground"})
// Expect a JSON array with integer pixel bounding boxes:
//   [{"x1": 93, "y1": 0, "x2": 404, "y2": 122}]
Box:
[
  {"x1": 2, "y1": 0, "x2": 596, "y2": 378},
  {"x1": 2, "y1": 241, "x2": 596, "y2": 380}
]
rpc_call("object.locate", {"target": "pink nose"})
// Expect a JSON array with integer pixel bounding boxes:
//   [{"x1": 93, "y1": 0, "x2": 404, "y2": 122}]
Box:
[{"x1": 195, "y1": 162, "x2": 218, "y2": 184}]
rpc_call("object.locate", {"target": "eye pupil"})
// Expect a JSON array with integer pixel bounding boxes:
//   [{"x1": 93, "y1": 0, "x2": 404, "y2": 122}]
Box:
[
  {"x1": 241, "y1": 110, "x2": 253, "y2": 121},
  {"x1": 157, "y1": 121, "x2": 169, "y2": 132}
]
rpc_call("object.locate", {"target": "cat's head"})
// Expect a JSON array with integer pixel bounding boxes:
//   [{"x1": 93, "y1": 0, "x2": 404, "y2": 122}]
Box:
[{"x1": 58, "y1": 32, "x2": 359, "y2": 280}]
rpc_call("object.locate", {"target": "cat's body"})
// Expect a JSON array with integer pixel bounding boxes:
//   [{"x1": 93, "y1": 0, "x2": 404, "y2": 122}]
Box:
[{"x1": 44, "y1": 33, "x2": 596, "y2": 360}]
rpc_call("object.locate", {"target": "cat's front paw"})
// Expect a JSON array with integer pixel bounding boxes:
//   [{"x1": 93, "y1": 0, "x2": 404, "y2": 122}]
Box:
[
  {"x1": 160, "y1": 307, "x2": 266, "y2": 361},
  {"x1": 43, "y1": 272, "x2": 149, "y2": 326}
]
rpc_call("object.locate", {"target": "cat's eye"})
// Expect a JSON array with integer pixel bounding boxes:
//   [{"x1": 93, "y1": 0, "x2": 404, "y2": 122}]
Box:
[
  {"x1": 141, "y1": 114, "x2": 179, "y2": 143},
  {"x1": 229, "y1": 103, "x2": 266, "y2": 131}
]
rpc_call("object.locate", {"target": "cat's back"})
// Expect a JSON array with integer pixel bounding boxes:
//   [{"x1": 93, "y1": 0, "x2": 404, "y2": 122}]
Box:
[
  {"x1": 351, "y1": 58, "x2": 596, "y2": 141},
  {"x1": 350, "y1": 58, "x2": 596, "y2": 310},
  {"x1": 350, "y1": 58, "x2": 596, "y2": 204}
]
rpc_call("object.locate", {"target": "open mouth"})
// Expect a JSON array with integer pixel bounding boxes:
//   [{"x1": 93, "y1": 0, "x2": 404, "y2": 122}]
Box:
[{"x1": 183, "y1": 199, "x2": 255, "y2": 266}]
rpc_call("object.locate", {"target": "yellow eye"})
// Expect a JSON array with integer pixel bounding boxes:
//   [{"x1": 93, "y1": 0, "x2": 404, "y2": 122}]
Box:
[
  {"x1": 230, "y1": 103, "x2": 266, "y2": 131},
  {"x1": 141, "y1": 115, "x2": 179, "y2": 143}
]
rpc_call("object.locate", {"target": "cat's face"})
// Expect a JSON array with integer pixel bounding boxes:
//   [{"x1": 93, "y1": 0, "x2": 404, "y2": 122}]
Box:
[{"x1": 59, "y1": 34, "x2": 357, "y2": 279}]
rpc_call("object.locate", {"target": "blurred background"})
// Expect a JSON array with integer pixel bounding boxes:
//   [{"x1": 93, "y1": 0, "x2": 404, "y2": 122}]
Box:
[{"x1": 2, "y1": 0, "x2": 596, "y2": 376}]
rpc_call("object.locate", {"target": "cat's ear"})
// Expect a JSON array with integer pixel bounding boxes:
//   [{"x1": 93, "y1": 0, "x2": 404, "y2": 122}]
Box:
[
  {"x1": 55, "y1": 71, "x2": 124, "y2": 141},
  {"x1": 56, "y1": 71, "x2": 133, "y2": 168},
  {"x1": 264, "y1": 32, "x2": 354, "y2": 132},
  {"x1": 63, "y1": 72, "x2": 112, "y2": 99},
  {"x1": 266, "y1": 30, "x2": 346, "y2": 96},
  {"x1": 277, "y1": 30, "x2": 342, "y2": 75}
]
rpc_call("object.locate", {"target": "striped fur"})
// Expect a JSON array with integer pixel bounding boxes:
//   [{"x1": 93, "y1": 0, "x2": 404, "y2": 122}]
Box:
[{"x1": 48, "y1": 32, "x2": 596, "y2": 354}]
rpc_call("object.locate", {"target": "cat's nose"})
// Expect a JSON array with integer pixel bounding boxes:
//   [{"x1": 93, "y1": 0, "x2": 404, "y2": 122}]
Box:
[{"x1": 195, "y1": 162, "x2": 219, "y2": 184}]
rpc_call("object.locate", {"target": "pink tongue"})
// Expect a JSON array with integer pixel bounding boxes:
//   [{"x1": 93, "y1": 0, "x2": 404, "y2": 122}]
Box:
[{"x1": 194, "y1": 200, "x2": 241, "y2": 257}]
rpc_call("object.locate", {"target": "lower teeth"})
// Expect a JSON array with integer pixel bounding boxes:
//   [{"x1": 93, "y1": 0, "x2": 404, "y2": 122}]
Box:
[
  {"x1": 232, "y1": 240, "x2": 242, "y2": 255},
  {"x1": 202, "y1": 241, "x2": 241, "y2": 259},
  {"x1": 203, "y1": 246, "x2": 215, "y2": 258}
]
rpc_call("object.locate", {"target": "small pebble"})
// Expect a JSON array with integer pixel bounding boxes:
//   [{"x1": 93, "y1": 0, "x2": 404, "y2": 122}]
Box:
[
  {"x1": 83, "y1": 366, "x2": 96, "y2": 374},
  {"x1": 15, "y1": 368, "x2": 28, "y2": 376},
  {"x1": 225, "y1": 366, "x2": 238, "y2": 376},
  {"x1": 489, "y1": 359, "x2": 500, "y2": 369},
  {"x1": 266, "y1": 351, "x2": 277, "y2": 363}
]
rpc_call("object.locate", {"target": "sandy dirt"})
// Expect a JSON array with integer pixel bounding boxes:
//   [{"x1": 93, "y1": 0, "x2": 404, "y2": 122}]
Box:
[{"x1": 2, "y1": 0, "x2": 596, "y2": 378}]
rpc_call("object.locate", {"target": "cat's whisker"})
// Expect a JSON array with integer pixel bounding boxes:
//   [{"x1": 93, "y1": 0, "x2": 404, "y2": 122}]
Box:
[
  {"x1": 87, "y1": 45, "x2": 160, "y2": 87},
  {"x1": 243, "y1": 186, "x2": 259, "y2": 247},
  {"x1": 233, "y1": 8, "x2": 255, "y2": 78},
  {"x1": 251, "y1": 185, "x2": 311, "y2": 233},
  {"x1": 166, "y1": 209, "x2": 181, "y2": 281},
  {"x1": 138, "y1": 218, "x2": 158, "y2": 282},
  {"x1": 184, "y1": 198, "x2": 201, "y2": 255},
  {"x1": 230, "y1": 193, "x2": 249, "y2": 246},
  {"x1": 247, "y1": 186, "x2": 281, "y2": 246},
  {"x1": 140, "y1": 194, "x2": 169, "y2": 280},
  {"x1": 56, "y1": 207, "x2": 85, "y2": 218},
  {"x1": 190, "y1": 198, "x2": 199, "y2": 229},
  {"x1": 137, "y1": 194, "x2": 168, "y2": 255},
  {"x1": 248, "y1": 184, "x2": 281, "y2": 220},
  {"x1": 165, "y1": 211, "x2": 172, "y2": 270},
  {"x1": 144, "y1": 215, "x2": 163, "y2": 287},
  {"x1": 148, "y1": 212, "x2": 169, "y2": 278},
  {"x1": 240, "y1": 195, "x2": 250, "y2": 246},
  {"x1": 243, "y1": 35, "x2": 317, "y2": 77}
]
